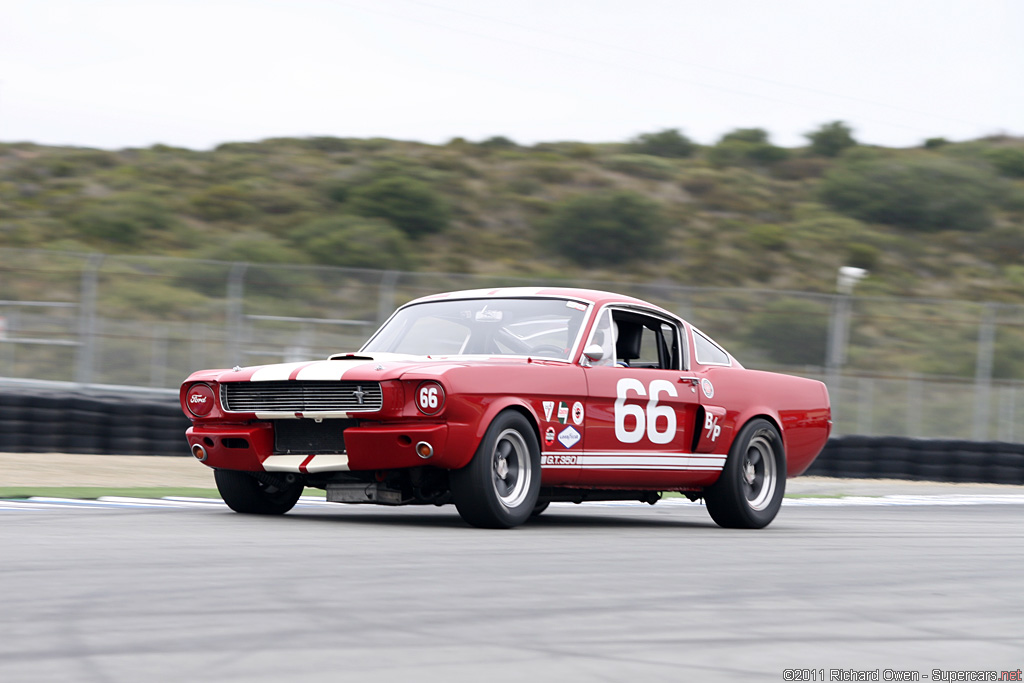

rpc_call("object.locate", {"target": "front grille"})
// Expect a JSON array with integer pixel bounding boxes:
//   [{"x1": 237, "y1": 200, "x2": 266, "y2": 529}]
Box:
[
  {"x1": 275, "y1": 419, "x2": 355, "y2": 455},
  {"x1": 222, "y1": 381, "x2": 383, "y2": 413}
]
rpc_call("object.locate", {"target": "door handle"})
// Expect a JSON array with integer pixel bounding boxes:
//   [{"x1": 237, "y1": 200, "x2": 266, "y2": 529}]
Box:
[{"x1": 678, "y1": 376, "x2": 700, "y2": 385}]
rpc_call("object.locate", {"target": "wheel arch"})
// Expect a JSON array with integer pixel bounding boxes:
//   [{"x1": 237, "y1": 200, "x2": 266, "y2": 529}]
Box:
[
  {"x1": 739, "y1": 411, "x2": 787, "y2": 464},
  {"x1": 449, "y1": 397, "x2": 542, "y2": 470}
]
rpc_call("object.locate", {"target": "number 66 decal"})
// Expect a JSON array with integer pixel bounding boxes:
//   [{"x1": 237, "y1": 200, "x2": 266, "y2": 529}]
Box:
[{"x1": 614, "y1": 378, "x2": 677, "y2": 444}]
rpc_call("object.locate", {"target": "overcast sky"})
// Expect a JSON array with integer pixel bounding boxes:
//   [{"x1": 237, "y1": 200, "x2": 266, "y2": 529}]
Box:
[{"x1": 2, "y1": 0, "x2": 1022, "y2": 151}]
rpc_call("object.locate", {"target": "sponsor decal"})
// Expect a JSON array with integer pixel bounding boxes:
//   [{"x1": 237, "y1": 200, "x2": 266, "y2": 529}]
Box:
[
  {"x1": 544, "y1": 426, "x2": 556, "y2": 446},
  {"x1": 557, "y1": 426, "x2": 581, "y2": 449},
  {"x1": 565, "y1": 301, "x2": 587, "y2": 311},
  {"x1": 572, "y1": 401, "x2": 584, "y2": 425},
  {"x1": 701, "y1": 378, "x2": 715, "y2": 399},
  {"x1": 543, "y1": 401, "x2": 555, "y2": 421},
  {"x1": 557, "y1": 401, "x2": 569, "y2": 424}
]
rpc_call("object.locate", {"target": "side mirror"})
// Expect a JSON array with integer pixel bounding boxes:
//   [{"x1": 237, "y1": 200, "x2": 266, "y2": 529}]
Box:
[{"x1": 582, "y1": 344, "x2": 605, "y2": 366}]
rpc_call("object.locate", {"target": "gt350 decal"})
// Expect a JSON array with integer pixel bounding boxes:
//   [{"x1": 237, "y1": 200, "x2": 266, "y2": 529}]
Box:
[
  {"x1": 542, "y1": 454, "x2": 578, "y2": 466},
  {"x1": 539, "y1": 451, "x2": 725, "y2": 471},
  {"x1": 614, "y1": 378, "x2": 678, "y2": 445}
]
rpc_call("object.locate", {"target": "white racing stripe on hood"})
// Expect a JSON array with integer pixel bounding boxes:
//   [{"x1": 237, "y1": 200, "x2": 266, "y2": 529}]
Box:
[
  {"x1": 247, "y1": 354, "x2": 424, "y2": 382},
  {"x1": 249, "y1": 362, "x2": 317, "y2": 382},
  {"x1": 294, "y1": 360, "x2": 373, "y2": 381}
]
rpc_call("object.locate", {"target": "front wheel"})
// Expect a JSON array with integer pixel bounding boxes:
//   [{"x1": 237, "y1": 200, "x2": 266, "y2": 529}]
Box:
[
  {"x1": 704, "y1": 418, "x2": 785, "y2": 529},
  {"x1": 214, "y1": 469, "x2": 303, "y2": 515},
  {"x1": 450, "y1": 411, "x2": 541, "y2": 529}
]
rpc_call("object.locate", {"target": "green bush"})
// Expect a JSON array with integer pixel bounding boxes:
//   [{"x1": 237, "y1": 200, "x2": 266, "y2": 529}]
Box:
[
  {"x1": 604, "y1": 154, "x2": 676, "y2": 179},
  {"x1": 190, "y1": 185, "x2": 254, "y2": 221},
  {"x1": 986, "y1": 147, "x2": 1024, "y2": 178},
  {"x1": 748, "y1": 224, "x2": 788, "y2": 251},
  {"x1": 626, "y1": 128, "x2": 697, "y2": 158},
  {"x1": 806, "y1": 121, "x2": 857, "y2": 157},
  {"x1": 348, "y1": 176, "x2": 449, "y2": 238},
  {"x1": 478, "y1": 136, "x2": 517, "y2": 150},
  {"x1": 291, "y1": 215, "x2": 414, "y2": 269},
  {"x1": 525, "y1": 162, "x2": 576, "y2": 184},
  {"x1": 846, "y1": 242, "x2": 881, "y2": 270},
  {"x1": 819, "y1": 157, "x2": 1000, "y2": 232},
  {"x1": 70, "y1": 194, "x2": 176, "y2": 247},
  {"x1": 208, "y1": 232, "x2": 310, "y2": 264},
  {"x1": 537, "y1": 191, "x2": 666, "y2": 267}
]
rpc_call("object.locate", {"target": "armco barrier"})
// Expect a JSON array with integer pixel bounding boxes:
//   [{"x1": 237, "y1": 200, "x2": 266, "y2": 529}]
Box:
[
  {"x1": 805, "y1": 435, "x2": 1024, "y2": 485},
  {"x1": 1, "y1": 387, "x2": 1023, "y2": 485},
  {"x1": 0, "y1": 387, "x2": 191, "y2": 457}
]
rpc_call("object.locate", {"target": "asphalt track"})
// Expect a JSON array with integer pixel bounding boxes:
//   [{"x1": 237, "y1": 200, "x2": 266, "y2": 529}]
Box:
[{"x1": 1, "y1": 499, "x2": 1022, "y2": 683}]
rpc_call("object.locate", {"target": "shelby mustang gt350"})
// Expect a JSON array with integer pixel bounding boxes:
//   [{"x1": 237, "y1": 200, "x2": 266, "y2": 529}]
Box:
[{"x1": 181, "y1": 288, "x2": 831, "y2": 528}]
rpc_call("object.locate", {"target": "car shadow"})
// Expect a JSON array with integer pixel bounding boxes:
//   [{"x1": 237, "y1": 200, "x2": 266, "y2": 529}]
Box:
[{"x1": 274, "y1": 506, "x2": 717, "y2": 530}]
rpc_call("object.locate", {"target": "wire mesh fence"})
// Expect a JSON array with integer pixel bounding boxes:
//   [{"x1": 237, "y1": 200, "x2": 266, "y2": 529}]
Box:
[{"x1": 2, "y1": 247, "x2": 1022, "y2": 441}]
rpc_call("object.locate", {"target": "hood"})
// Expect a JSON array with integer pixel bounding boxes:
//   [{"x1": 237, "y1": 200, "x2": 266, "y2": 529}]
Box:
[{"x1": 183, "y1": 352, "x2": 535, "y2": 384}]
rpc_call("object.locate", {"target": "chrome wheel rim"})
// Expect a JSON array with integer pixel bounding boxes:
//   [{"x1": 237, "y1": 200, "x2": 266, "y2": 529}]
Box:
[
  {"x1": 742, "y1": 431, "x2": 777, "y2": 511},
  {"x1": 492, "y1": 429, "x2": 531, "y2": 509}
]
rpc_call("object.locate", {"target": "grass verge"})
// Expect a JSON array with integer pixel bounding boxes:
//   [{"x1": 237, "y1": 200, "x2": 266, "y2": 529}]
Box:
[{"x1": 0, "y1": 486, "x2": 330, "y2": 500}]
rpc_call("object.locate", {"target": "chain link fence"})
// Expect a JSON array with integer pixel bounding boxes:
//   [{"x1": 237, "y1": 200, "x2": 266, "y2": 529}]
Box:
[{"x1": 2, "y1": 248, "x2": 1022, "y2": 441}]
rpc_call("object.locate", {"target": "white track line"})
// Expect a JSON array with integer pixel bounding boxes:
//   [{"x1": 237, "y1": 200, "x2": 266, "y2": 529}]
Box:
[{"x1": 2, "y1": 494, "x2": 1023, "y2": 512}]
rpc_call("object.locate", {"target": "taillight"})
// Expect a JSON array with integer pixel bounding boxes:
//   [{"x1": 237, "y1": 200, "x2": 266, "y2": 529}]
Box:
[
  {"x1": 415, "y1": 381, "x2": 445, "y2": 415},
  {"x1": 186, "y1": 383, "x2": 216, "y2": 417}
]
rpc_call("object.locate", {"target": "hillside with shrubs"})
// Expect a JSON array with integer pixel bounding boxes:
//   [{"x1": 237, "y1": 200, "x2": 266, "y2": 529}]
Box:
[{"x1": 2, "y1": 122, "x2": 1024, "y2": 302}]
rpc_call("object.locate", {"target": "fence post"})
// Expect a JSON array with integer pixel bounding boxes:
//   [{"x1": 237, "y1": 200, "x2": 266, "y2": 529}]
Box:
[
  {"x1": 825, "y1": 293, "x2": 851, "y2": 432},
  {"x1": 74, "y1": 253, "x2": 104, "y2": 385},
  {"x1": 973, "y1": 304, "x2": 996, "y2": 441},
  {"x1": 377, "y1": 270, "x2": 399, "y2": 325},
  {"x1": 226, "y1": 262, "x2": 248, "y2": 366}
]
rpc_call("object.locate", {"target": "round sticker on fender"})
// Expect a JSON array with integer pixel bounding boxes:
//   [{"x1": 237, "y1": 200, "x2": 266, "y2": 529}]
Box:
[
  {"x1": 187, "y1": 383, "x2": 215, "y2": 417},
  {"x1": 416, "y1": 381, "x2": 445, "y2": 415}
]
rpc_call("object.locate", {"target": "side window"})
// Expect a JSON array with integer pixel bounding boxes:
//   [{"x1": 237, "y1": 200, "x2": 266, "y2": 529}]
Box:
[
  {"x1": 693, "y1": 330, "x2": 731, "y2": 366},
  {"x1": 611, "y1": 312, "x2": 681, "y2": 370}
]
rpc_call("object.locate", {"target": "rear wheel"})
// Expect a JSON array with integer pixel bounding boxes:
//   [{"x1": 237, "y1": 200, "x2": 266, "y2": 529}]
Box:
[
  {"x1": 704, "y1": 419, "x2": 785, "y2": 529},
  {"x1": 214, "y1": 469, "x2": 303, "y2": 515},
  {"x1": 450, "y1": 411, "x2": 541, "y2": 529}
]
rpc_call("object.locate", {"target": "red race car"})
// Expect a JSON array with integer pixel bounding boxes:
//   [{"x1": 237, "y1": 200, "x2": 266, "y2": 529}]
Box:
[{"x1": 181, "y1": 288, "x2": 831, "y2": 528}]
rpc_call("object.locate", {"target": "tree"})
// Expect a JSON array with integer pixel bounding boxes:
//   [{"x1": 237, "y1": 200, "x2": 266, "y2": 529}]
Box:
[
  {"x1": 708, "y1": 128, "x2": 788, "y2": 167},
  {"x1": 348, "y1": 176, "x2": 449, "y2": 238},
  {"x1": 627, "y1": 128, "x2": 697, "y2": 158},
  {"x1": 538, "y1": 191, "x2": 667, "y2": 267},
  {"x1": 806, "y1": 121, "x2": 857, "y2": 157}
]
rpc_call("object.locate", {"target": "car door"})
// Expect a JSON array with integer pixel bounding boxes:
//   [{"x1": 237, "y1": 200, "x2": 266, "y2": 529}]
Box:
[{"x1": 580, "y1": 307, "x2": 705, "y2": 488}]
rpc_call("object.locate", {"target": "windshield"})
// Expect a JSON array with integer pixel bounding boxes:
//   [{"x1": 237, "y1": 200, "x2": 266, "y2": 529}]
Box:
[{"x1": 361, "y1": 297, "x2": 589, "y2": 361}]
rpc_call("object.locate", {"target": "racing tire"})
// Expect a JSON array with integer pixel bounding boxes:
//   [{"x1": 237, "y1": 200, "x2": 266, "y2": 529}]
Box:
[
  {"x1": 450, "y1": 411, "x2": 541, "y2": 529},
  {"x1": 530, "y1": 500, "x2": 551, "y2": 517},
  {"x1": 214, "y1": 469, "x2": 303, "y2": 515},
  {"x1": 704, "y1": 418, "x2": 786, "y2": 529}
]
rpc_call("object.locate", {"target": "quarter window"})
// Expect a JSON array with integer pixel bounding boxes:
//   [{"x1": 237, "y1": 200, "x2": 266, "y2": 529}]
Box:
[{"x1": 693, "y1": 330, "x2": 730, "y2": 366}]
